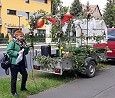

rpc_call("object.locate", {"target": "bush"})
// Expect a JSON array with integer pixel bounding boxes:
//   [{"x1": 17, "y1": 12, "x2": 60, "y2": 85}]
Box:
[{"x1": 0, "y1": 33, "x2": 4, "y2": 44}]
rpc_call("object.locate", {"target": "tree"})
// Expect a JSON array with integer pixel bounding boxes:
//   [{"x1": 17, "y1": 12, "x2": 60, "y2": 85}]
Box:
[
  {"x1": 70, "y1": 0, "x2": 83, "y2": 18},
  {"x1": 103, "y1": 0, "x2": 115, "y2": 27},
  {"x1": 51, "y1": 0, "x2": 62, "y2": 15},
  {"x1": 51, "y1": 0, "x2": 69, "y2": 42},
  {"x1": 51, "y1": 0, "x2": 68, "y2": 16}
]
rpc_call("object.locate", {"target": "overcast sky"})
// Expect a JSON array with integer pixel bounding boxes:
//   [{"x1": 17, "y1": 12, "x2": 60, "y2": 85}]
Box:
[{"x1": 61, "y1": 0, "x2": 107, "y2": 13}]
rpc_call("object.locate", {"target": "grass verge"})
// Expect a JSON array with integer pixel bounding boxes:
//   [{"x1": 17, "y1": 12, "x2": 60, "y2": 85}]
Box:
[{"x1": 0, "y1": 70, "x2": 75, "y2": 98}]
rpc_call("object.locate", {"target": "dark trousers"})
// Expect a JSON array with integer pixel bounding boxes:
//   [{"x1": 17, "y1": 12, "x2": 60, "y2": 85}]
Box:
[{"x1": 10, "y1": 64, "x2": 28, "y2": 94}]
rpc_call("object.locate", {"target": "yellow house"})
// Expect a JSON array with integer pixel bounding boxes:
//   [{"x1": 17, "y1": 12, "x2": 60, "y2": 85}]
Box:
[{"x1": 0, "y1": 0, "x2": 52, "y2": 36}]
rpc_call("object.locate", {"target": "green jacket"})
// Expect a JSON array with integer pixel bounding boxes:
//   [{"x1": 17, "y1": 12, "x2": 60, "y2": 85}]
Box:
[{"x1": 6, "y1": 40, "x2": 29, "y2": 65}]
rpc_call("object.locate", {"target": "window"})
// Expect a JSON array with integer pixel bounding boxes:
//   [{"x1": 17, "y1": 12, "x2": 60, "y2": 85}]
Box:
[
  {"x1": 25, "y1": 12, "x2": 29, "y2": 20},
  {"x1": 7, "y1": 9, "x2": 16, "y2": 15},
  {"x1": 25, "y1": 0, "x2": 29, "y2": 3},
  {"x1": 8, "y1": 28, "x2": 18, "y2": 35},
  {"x1": 107, "y1": 29, "x2": 115, "y2": 40},
  {"x1": 17, "y1": 11, "x2": 30, "y2": 20},
  {"x1": 33, "y1": 0, "x2": 47, "y2": 3},
  {"x1": 44, "y1": 0, "x2": 47, "y2": 3},
  {"x1": 37, "y1": 29, "x2": 45, "y2": 34},
  {"x1": 37, "y1": 29, "x2": 46, "y2": 42}
]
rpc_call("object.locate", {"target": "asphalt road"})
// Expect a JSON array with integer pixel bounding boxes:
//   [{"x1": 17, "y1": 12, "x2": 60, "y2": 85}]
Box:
[{"x1": 28, "y1": 66, "x2": 115, "y2": 98}]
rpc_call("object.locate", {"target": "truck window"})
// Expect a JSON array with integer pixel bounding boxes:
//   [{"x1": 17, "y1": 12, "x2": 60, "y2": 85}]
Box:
[{"x1": 107, "y1": 29, "x2": 115, "y2": 40}]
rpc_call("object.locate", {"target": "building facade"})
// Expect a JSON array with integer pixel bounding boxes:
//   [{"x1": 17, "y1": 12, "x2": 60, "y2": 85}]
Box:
[{"x1": 0, "y1": 0, "x2": 52, "y2": 36}]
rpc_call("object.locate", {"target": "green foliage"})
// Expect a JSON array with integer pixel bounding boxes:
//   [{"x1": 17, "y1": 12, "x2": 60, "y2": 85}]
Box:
[
  {"x1": 4, "y1": 34, "x2": 9, "y2": 44},
  {"x1": 71, "y1": 55, "x2": 86, "y2": 72},
  {"x1": 0, "y1": 33, "x2": 5, "y2": 44},
  {"x1": 51, "y1": 23, "x2": 68, "y2": 43},
  {"x1": 51, "y1": 0, "x2": 69, "y2": 40},
  {"x1": 103, "y1": 0, "x2": 115, "y2": 27},
  {"x1": 51, "y1": 0, "x2": 68, "y2": 20},
  {"x1": 70, "y1": 0, "x2": 83, "y2": 18},
  {"x1": 61, "y1": 6, "x2": 69, "y2": 15},
  {"x1": 23, "y1": 34, "x2": 31, "y2": 43},
  {"x1": 29, "y1": 9, "x2": 48, "y2": 30},
  {"x1": 51, "y1": 25, "x2": 60, "y2": 41},
  {"x1": 67, "y1": 45, "x2": 106, "y2": 72},
  {"x1": 66, "y1": 46, "x2": 88, "y2": 72},
  {"x1": 0, "y1": 33, "x2": 4, "y2": 38},
  {"x1": 51, "y1": 0, "x2": 63, "y2": 15},
  {"x1": 78, "y1": 35, "x2": 105, "y2": 44},
  {"x1": 28, "y1": 10, "x2": 48, "y2": 46},
  {"x1": 93, "y1": 35, "x2": 105, "y2": 44},
  {"x1": 33, "y1": 55, "x2": 58, "y2": 68},
  {"x1": 93, "y1": 48, "x2": 106, "y2": 54},
  {"x1": 4, "y1": 34, "x2": 9, "y2": 38}
]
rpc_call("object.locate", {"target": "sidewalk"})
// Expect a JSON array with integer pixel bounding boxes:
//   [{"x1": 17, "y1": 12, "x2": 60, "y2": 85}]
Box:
[
  {"x1": 28, "y1": 66, "x2": 115, "y2": 98},
  {"x1": 0, "y1": 45, "x2": 7, "y2": 48},
  {"x1": 0, "y1": 43, "x2": 57, "y2": 49},
  {"x1": 0, "y1": 42, "x2": 76, "y2": 49}
]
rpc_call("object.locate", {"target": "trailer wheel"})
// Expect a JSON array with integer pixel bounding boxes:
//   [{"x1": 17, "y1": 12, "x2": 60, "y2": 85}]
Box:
[{"x1": 85, "y1": 61, "x2": 96, "y2": 78}]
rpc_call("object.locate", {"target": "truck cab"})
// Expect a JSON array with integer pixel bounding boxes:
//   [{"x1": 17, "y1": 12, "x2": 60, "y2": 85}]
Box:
[{"x1": 93, "y1": 28, "x2": 115, "y2": 60}]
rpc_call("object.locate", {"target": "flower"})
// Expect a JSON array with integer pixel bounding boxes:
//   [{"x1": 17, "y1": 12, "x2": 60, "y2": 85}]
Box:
[{"x1": 61, "y1": 46, "x2": 64, "y2": 50}]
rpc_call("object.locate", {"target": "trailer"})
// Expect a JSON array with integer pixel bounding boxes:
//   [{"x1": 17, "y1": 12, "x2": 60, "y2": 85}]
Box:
[{"x1": 33, "y1": 45, "x2": 99, "y2": 78}]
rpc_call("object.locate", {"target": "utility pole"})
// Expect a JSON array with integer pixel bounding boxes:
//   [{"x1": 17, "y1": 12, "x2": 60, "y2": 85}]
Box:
[{"x1": 18, "y1": 15, "x2": 22, "y2": 30}]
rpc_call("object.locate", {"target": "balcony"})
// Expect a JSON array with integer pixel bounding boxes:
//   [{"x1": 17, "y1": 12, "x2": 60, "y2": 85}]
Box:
[{"x1": 0, "y1": 17, "x2": 2, "y2": 25}]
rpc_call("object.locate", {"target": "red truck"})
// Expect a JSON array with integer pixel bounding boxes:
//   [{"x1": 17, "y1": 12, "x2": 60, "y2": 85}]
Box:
[{"x1": 93, "y1": 28, "x2": 115, "y2": 60}]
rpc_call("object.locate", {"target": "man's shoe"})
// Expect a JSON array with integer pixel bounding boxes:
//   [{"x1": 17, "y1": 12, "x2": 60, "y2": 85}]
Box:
[
  {"x1": 21, "y1": 88, "x2": 28, "y2": 91},
  {"x1": 12, "y1": 93, "x2": 19, "y2": 97}
]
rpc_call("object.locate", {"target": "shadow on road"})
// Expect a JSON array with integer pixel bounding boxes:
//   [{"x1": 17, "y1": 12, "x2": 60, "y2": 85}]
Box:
[{"x1": 102, "y1": 60, "x2": 115, "y2": 66}]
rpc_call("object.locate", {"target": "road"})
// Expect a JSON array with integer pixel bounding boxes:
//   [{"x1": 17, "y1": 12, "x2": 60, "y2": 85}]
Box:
[{"x1": 28, "y1": 66, "x2": 115, "y2": 98}]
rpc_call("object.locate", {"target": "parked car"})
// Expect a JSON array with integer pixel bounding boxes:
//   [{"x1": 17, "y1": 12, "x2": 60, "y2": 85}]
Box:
[{"x1": 93, "y1": 28, "x2": 115, "y2": 60}]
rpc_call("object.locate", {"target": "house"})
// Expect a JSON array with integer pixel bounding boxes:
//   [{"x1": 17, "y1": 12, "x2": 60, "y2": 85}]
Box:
[
  {"x1": 0, "y1": 0, "x2": 52, "y2": 35},
  {"x1": 82, "y1": 4, "x2": 102, "y2": 20}
]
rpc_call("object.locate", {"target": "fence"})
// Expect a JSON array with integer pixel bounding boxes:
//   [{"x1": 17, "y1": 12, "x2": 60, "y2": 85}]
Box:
[{"x1": 0, "y1": 36, "x2": 100, "y2": 46}]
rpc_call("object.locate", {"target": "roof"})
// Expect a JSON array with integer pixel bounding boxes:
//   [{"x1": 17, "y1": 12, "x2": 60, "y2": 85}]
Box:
[{"x1": 82, "y1": 4, "x2": 102, "y2": 16}]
